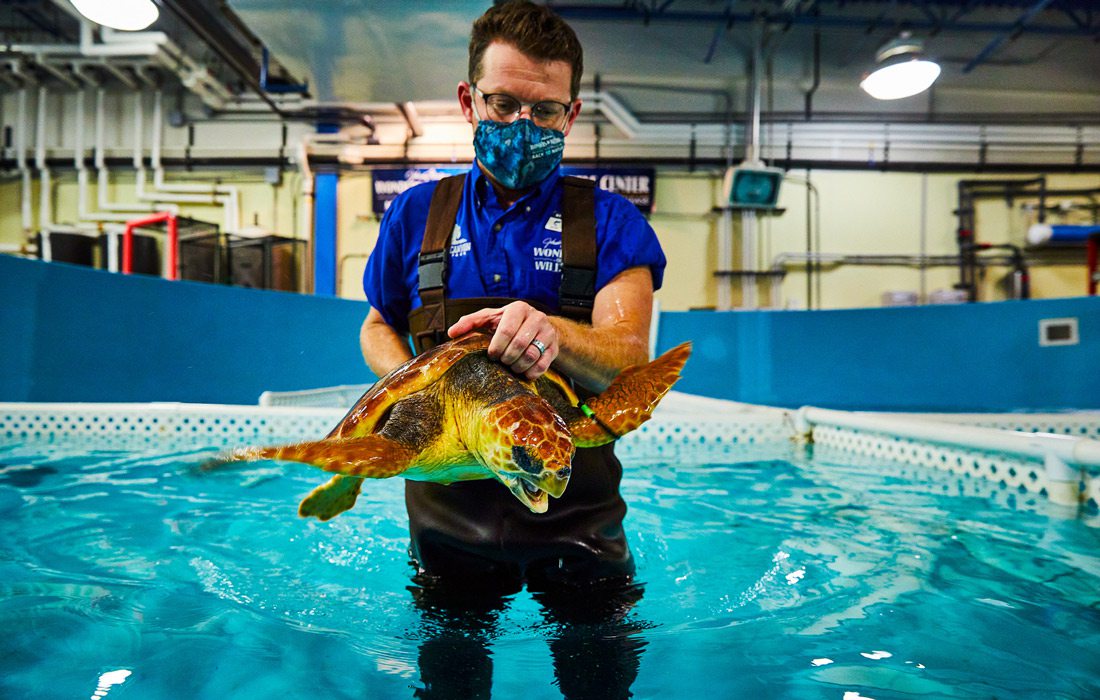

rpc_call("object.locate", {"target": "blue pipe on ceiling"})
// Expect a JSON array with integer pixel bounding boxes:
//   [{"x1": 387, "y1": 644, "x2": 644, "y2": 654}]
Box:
[{"x1": 962, "y1": 0, "x2": 1058, "y2": 73}]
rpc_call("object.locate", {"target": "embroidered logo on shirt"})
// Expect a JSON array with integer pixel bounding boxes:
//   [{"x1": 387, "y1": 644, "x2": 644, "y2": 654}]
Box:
[
  {"x1": 533, "y1": 236, "x2": 562, "y2": 273},
  {"x1": 544, "y1": 214, "x2": 562, "y2": 233},
  {"x1": 450, "y1": 224, "x2": 471, "y2": 258}
]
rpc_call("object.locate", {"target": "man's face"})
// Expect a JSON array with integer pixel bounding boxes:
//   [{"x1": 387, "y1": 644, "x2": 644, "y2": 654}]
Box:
[{"x1": 459, "y1": 40, "x2": 581, "y2": 137}]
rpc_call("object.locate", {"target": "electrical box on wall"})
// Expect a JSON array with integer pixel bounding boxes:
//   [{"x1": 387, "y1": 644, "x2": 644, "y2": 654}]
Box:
[
  {"x1": 1039, "y1": 317, "x2": 1079, "y2": 347},
  {"x1": 725, "y1": 164, "x2": 784, "y2": 209}
]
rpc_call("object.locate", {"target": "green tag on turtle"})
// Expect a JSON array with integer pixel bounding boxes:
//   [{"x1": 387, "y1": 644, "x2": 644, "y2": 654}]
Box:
[{"x1": 581, "y1": 404, "x2": 595, "y2": 418}]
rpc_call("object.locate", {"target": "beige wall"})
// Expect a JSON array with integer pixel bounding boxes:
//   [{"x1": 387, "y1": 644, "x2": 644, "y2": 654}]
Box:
[{"x1": 5, "y1": 168, "x2": 1096, "y2": 308}]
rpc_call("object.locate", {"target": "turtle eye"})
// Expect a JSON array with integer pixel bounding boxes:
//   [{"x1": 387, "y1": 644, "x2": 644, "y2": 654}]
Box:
[{"x1": 511, "y1": 445, "x2": 542, "y2": 475}]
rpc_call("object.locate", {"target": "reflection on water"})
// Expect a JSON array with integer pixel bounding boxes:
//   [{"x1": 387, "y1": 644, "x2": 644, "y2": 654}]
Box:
[
  {"x1": 410, "y1": 571, "x2": 647, "y2": 699},
  {"x1": 0, "y1": 441, "x2": 1097, "y2": 699}
]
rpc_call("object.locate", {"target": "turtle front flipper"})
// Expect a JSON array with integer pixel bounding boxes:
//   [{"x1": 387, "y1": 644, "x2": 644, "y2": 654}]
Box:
[
  {"x1": 222, "y1": 435, "x2": 418, "y2": 519},
  {"x1": 299, "y1": 475, "x2": 364, "y2": 520},
  {"x1": 568, "y1": 342, "x2": 692, "y2": 447},
  {"x1": 227, "y1": 435, "x2": 417, "y2": 478}
]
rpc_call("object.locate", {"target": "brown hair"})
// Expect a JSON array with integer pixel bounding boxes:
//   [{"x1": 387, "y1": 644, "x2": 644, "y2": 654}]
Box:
[{"x1": 468, "y1": 1, "x2": 583, "y2": 100}]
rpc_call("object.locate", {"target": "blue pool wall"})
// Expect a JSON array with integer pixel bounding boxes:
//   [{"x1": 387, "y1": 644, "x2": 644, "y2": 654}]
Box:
[
  {"x1": 1, "y1": 255, "x2": 373, "y2": 405},
  {"x1": 654, "y1": 299, "x2": 1100, "y2": 411},
  {"x1": 3, "y1": 254, "x2": 1098, "y2": 410}
]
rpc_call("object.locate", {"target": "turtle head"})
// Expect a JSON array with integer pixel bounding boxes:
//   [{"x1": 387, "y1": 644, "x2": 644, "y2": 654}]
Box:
[{"x1": 475, "y1": 395, "x2": 575, "y2": 513}]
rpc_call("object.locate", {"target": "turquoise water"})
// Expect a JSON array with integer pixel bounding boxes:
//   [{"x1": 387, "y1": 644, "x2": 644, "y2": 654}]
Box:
[{"x1": 0, "y1": 440, "x2": 1097, "y2": 699}]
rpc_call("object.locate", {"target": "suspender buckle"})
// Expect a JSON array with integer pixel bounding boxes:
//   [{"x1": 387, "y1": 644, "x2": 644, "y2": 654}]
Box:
[
  {"x1": 418, "y1": 250, "x2": 446, "y2": 291},
  {"x1": 560, "y1": 265, "x2": 596, "y2": 309}
]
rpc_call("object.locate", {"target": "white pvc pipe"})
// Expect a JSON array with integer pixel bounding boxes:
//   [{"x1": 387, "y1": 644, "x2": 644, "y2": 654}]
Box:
[
  {"x1": 17, "y1": 89, "x2": 32, "y2": 233},
  {"x1": 75, "y1": 89, "x2": 141, "y2": 223},
  {"x1": 36, "y1": 86, "x2": 54, "y2": 231},
  {"x1": 741, "y1": 209, "x2": 758, "y2": 308},
  {"x1": 579, "y1": 90, "x2": 733, "y2": 145},
  {"x1": 716, "y1": 201, "x2": 732, "y2": 311},
  {"x1": 798, "y1": 406, "x2": 1100, "y2": 468},
  {"x1": 147, "y1": 91, "x2": 240, "y2": 233},
  {"x1": 94, "y1": 88, "x2": 155, "y2": 214},
  {"x1": 10, "y1": 18, "x2": 167, "y2": 57},
  {"x1": 297, "y1": 136, "x2": 315, "y2": 289}
]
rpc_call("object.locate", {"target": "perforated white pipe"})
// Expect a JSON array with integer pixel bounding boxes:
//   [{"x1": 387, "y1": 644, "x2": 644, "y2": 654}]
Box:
[{"x1": 797, "y1": 406, "x2": 1100, "y2": 468}]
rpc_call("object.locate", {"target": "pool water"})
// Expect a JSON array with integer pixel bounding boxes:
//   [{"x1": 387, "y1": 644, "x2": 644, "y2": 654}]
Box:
[{"x1": 0, "y1": 440, "x2": 1097, "y2": 699}]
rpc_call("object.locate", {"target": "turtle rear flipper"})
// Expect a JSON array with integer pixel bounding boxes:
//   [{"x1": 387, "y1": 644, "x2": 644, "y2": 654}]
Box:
[
  {"x1": 299, "y1": 475, "x2": 364, "y2": 520},
  {"x1": 569, "y1": 342, "x2": 691, "y2": 447}
]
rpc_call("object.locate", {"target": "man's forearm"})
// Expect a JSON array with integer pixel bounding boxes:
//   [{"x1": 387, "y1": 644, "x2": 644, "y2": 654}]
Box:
[
  {"x1": 360, "y1": 309, "x2": 414, "y2": 377},
  {"x1": 550, "y1": 315, "x2": 649, "y2": 393}
]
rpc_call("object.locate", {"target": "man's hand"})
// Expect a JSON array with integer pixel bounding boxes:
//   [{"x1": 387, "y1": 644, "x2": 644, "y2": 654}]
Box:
[{"x1": 448, "y1": 301, "x2": 559, "y2": 380}]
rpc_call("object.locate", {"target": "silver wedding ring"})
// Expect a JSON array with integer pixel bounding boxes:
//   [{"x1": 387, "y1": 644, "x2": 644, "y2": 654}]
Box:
[{"x1": 529, "y1": 338, "x2": 547, "y2": 356}]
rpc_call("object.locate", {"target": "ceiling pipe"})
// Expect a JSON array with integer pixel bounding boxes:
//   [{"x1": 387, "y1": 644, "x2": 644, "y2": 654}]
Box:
[
  {"x1": 804, "y1": 26, "x2": 821, "y2": 120},
  {"x1": 36, "y1": 61, "x2": 81, "y2": 87},
  {"x1": 963, "y1": 0, "x2": 1057, "y2": 74},
  {"x1": 260, "y1": 46, "x2": 309, "y2": 94},
  {"x1": 159, "y1": 0, "x2": 290, "y2": 119},
  {"x1": 396, "y1": 101, "x2": 424, "y2": 138},
  {"x1": 550, "y1": 4, "x2": 1092, "y2": 38},
  {"x1": 7, "y1": 14, "x2": 168, "y2": 57}
]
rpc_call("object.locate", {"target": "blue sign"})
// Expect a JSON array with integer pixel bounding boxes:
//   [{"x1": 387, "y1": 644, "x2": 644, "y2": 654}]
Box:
[
  {"x1": 371, "y1": 167, "x2": 467, "y2": 214},
  {"x1": 561, "y1": 167, "x2": 655, "y2": 214},
  {"x1": 371, "y1": 166, "x2": 655, "y2": 214}
]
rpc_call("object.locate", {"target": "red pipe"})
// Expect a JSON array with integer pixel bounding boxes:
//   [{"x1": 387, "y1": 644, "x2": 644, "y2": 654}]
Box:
[
  {"x1": 122, "y1": 212, "x2": 175, "y2": 278},
  {"x1": 167, "y1": 215, "x2": 179, "y2": 280}
]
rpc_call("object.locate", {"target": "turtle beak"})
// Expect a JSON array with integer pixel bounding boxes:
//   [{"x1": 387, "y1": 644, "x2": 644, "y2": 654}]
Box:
[
  {"x1": 500, "y1": 474, "x2": 550, "y2": 513},
  {"x1": 489, "y1": 447, "x2": 572, "y2": 513}
]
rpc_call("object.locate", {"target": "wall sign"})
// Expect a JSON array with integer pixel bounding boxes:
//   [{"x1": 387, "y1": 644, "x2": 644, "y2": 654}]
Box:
[{"x1": 372, "y1": 166, "x2": 656, "y2": 214}]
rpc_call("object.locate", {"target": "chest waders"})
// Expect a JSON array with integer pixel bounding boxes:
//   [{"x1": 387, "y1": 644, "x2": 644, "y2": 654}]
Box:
[{"x1": 405, "y1": 174, "x2": 634, "y2": 589}]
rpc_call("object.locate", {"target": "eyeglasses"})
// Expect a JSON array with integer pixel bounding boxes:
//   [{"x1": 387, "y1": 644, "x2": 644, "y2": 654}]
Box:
[{"x1": 472, "y1": 85, "x2": 572, "y2": 129}]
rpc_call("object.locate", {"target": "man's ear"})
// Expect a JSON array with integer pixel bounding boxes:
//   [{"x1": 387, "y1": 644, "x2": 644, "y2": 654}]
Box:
[{"x1": 458, "y1": 82, "x2": 475, "y2": 126}]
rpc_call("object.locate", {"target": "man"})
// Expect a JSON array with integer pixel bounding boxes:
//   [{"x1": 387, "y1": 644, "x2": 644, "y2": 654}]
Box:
[{"x1": 362, "y1": 2, "x2": 665, "y2": 696}]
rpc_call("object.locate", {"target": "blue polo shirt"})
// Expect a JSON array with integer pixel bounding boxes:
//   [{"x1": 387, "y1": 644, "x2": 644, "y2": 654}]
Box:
[{"x1": 364, "y1": 166, "x2": 666, "y2": 334}]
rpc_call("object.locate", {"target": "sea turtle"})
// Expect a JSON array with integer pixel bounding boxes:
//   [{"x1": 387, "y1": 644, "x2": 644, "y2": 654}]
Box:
[{"x1": 226, "y1": 334, "x2": 691, "y2": 521}]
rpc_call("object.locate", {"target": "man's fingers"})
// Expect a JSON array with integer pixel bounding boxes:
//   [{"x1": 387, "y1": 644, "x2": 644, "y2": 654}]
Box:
[
  {"x1": 500, "y1": 314, "x2": 544, "y2": 366},
  {"x1": 523, "y1": 343, "x2": 558, "y2": 380},
  {"x1": 447, "y1": 308, "x2": 501, "y2": 338},
  {"x1": 487, "y1": 303, "x2": 528, "y2": 359},
  {"x1": 446, "y1": 303, "x2": 558, "y2": 380}
]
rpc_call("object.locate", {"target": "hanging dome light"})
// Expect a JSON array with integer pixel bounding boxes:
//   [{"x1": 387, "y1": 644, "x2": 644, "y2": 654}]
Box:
[
  {"x1": 860, "y1": 33, "x2": 941, "y2": 100},
  {"x1": 70, "y1": 0, "x2": 159, "y2": 31}
]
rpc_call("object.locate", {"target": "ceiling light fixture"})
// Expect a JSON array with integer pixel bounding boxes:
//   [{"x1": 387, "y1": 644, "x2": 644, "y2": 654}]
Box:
[
  {"x1": 69, "y1": 0, "x2": 159, "y2": 32},
  {"x1": 860, "y1": 33, "x2": 941, "y2": 101}
]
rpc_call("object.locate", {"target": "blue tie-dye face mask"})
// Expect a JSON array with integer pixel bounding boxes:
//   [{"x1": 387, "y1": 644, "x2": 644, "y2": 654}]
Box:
[{"x1": 473, "y1": 114, "x2": 565, "y2": 190}]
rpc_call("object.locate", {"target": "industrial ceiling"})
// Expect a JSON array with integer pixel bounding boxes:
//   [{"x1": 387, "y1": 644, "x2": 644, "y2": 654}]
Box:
[{"x1": 1, "y1": 1, "x2": 1098, "y2": 170}]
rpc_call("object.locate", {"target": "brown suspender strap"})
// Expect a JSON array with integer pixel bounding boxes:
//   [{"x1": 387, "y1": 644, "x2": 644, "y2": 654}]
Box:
[
  {"x1": 410, "y1": 173, "x2": 597, "y2": 353},
  {"x1": 413, "y1": 174, "x2": 467, "y2": 352},
  {"x1": 559, "y1": 176, "x2": 598, "y2": 322}
]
